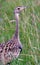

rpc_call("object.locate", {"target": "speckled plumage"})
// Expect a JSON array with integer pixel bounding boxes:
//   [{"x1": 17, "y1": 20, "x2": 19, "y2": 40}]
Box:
[{"x1": 0, "y1": 6, "x2": 26, "y2": 65}]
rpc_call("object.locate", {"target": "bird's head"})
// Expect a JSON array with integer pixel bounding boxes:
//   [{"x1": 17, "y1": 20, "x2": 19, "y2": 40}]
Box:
[
  {"x1": 14, "y1": 6, "x2": 26, "y2": 20},
  {"x1": 14, "y1": 6, "x2": 26, "y2": 14}
]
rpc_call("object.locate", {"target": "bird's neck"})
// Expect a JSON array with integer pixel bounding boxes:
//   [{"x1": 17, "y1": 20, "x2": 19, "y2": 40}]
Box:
[{"x1": 14, "y1": 13, "x2": 19, "y2": 39}]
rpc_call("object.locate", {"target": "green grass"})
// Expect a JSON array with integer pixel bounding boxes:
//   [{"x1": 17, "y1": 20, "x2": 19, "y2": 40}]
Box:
[{"x1": 0, "y1": 0, "x2": 40, "y2": 65}]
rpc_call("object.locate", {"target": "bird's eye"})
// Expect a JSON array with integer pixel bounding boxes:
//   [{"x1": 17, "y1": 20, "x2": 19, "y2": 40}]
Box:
[{"x1": 18, "y1": 7, "x2": 20, "y2": 10}]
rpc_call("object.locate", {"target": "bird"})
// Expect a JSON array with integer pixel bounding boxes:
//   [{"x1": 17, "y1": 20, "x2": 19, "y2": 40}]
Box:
[{"x1": 0, "y1": 6, "x2": 26, "y2": 65}]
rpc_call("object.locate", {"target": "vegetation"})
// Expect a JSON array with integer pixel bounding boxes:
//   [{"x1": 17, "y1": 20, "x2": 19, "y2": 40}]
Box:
[{"x1": 0, "y1": 0, "x2": 40, "y2": 65}]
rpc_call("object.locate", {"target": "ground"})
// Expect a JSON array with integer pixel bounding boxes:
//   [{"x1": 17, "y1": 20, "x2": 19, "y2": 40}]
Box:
[{"x1": 0, "y1": 0, "x2": 40, "y2": 65}]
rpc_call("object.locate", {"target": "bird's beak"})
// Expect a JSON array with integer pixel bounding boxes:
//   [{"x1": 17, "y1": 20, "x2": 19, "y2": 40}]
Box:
[
  {"x1": 20, "y1": 6, "x2": 30, "y2": 11},
  {"x1": 20, "y1": 6, "x2": 26, "y2": 11}
]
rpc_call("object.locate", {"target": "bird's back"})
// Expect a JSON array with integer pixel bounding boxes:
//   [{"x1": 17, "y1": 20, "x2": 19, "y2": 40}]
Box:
[{"x1": 0, "y1": 37, "x2": 21, "y2": 65}]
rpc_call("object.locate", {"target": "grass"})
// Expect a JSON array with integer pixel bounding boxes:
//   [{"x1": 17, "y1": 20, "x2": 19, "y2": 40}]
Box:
[{"x1": 0, "y1": 0, "x2": 40, "y2": 65}]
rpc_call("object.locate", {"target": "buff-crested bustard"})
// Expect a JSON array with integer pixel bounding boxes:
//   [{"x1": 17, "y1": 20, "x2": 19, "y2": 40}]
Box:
[{"x1": 0, "y1": 6, "x2": 26, "y2": 65}]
